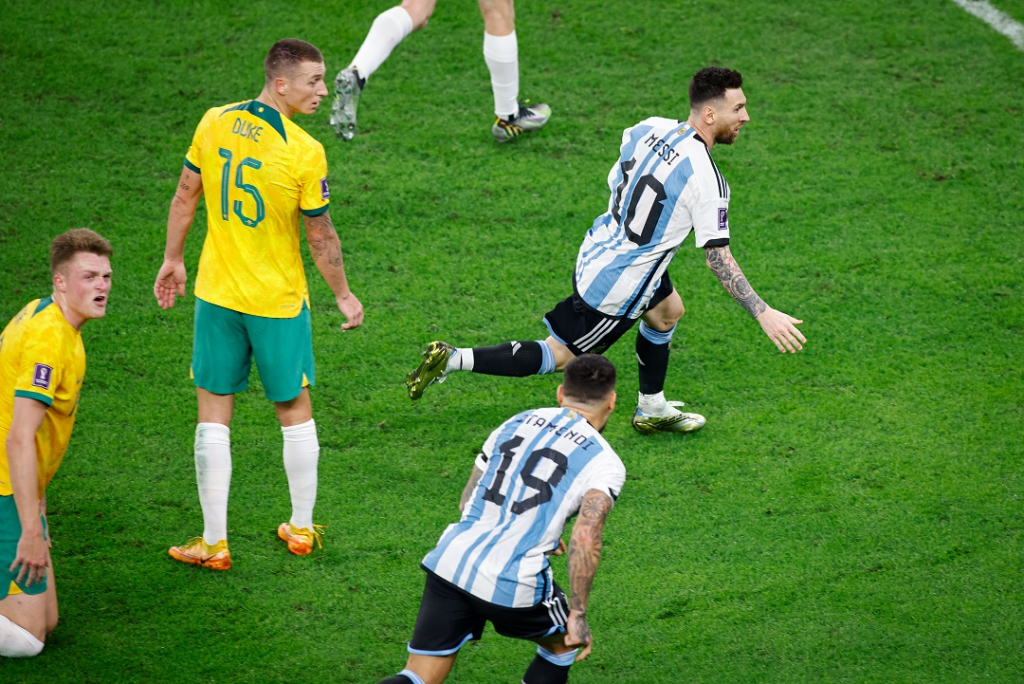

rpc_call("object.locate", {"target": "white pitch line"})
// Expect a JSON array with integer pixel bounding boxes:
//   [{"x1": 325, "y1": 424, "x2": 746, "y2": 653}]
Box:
[{"x1": 951, "y1": 0, "x2": 1024, "y2": 50}]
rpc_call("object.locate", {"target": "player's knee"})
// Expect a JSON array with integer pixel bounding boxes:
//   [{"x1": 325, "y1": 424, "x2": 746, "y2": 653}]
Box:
[
  {"x1": 661, "y1": 299, "x2": 685, "y2": 327},
  {"x1": 674, "y1": 299, "x2": 686, "y2": 321},
  {"x1": 402, "y1": 0, "x2": 436, "y2": 29},
  {"x1": 648, "y1": 299, "x2": 684, "y2": 330},
  {"x1": 478, "y1": 0, "x2": 515, "y2": 29},
  {"x1": 0, "y1": 616, "x2": 45, "y2": 658},
  {"x1": 547, "y1": 339, "x2": 576, "y2": 372}
]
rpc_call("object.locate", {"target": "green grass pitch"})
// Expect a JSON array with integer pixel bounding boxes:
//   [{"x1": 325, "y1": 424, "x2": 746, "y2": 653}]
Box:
[{"x1": 0, "y1": 0, "x2": 1021, "y2": 682}]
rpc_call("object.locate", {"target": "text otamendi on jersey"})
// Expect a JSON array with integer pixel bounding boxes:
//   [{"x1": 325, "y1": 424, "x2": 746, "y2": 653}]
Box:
[{"x1": 515, "y1": 412, "x2": 599, "y2": 450}]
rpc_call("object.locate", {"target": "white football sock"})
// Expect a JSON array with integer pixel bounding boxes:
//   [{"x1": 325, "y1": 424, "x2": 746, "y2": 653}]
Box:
[
  {"x1": 195, "y1": 422, "x2": 231, "y2": 546},
  {"x1": 350, "y1": 6, "x2": 415, "y2": 80},
  {"x1": 447, "y1": 348, "x2": 474, "y2": 372},
  {"x1": 483, "y1": 31, "x2": 519, "y2": 118},
  {"x1": 637, "y1": 391, "x2": 670, "y2": 414},
  {"x1": 0, "y1": 615, "x2": 44, "y2": 658},
  {"x1": 282, "y1": 419, "x2": 319, "y2": 530}
]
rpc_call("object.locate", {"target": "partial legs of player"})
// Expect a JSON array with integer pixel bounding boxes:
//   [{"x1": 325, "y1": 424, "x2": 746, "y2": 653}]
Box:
[
  {"x1": 406, "y1": 287, "x2": 704, "y2": 434},
  {"x1": 406, "y1": 337, "x2": 569, "y2": 400},
  {"x1": 274, "y1": 389, "x2": 324, "y2": 556},
  {"x1": 332, "y1": 0, "x2": 550, "y2": 141},
  {"x1": 169, "y1": 386, "x2": 326, "y2": 569},
  {"x1": 331, "y1": 0, "x2": 435, "y2": 139},
  {"x1": 0, "y1": 563, "x2": 58, "y2": 657},
  {"x1": 631, "y1": 289, "x2": 705, "y2": 433},
  {"x1": 479, "y1": 0, "x2": 551, "y2": 142},
  {"x1": 168, "y1": 389, "x2": 235, "y2": 570}
]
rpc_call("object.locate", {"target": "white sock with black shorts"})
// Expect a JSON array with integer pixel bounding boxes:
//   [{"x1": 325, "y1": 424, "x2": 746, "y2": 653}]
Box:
[
  {"x1": 195, "y1": 422, "x2": 232, "y2": 546},
  {"x1": 483, "y1": 31, "x2": 519, "y2": 119},
  {"x1": 0, "y1": 615, "x2": 44, "y2": 658},
  {"x1": 282, "y1": 419, "x2": 319, "y2": 531},
  {"x1": 351, "y1": 6, "x2": 415, "y2": 80}
]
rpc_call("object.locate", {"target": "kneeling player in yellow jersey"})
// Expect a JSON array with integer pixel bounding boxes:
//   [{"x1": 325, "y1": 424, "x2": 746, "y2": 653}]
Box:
[
  {"x1": 154, "y1": 39, "x2": 364, "y2": 570},
  {"x1": 0, "y1": 229, "x2": 113, "y2": 658}
]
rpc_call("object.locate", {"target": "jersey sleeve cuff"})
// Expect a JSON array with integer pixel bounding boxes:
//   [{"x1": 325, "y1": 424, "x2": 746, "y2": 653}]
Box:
[
  {"x1": 301, "y1": 204, "x2": 329, "y2": 217},
  {"x1": 183, "y1": 159, "x2": 200, "y2": 174},
  {"x1": 14, "y1": 390, "x2": 53, "y2": 406},
  {"x1": 699, "y1": 237, "x2": 730, "y2": 248}
]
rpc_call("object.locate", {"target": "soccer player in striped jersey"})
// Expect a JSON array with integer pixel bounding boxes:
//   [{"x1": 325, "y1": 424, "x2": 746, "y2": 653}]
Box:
[
  {"x1": 330, "y1": 0, "x2": 550, "y2": 143},
  {"x1": 379, "y1": 355, "x2": 623, "y2": 684},
  {"x1": 154, "y1": 39, "x2": 363, "y2": 570},
  {"x1": 1, "y1": 229, "x2": 112, "y2": 658},
  {"x1": 407, "y1": 67, "x2": 806, "y2": 433}
]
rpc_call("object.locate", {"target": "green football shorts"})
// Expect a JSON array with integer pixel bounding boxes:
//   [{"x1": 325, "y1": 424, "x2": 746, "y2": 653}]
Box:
[
  {"x1": 192, "y1": 297, "x2": 314, "y2": 402},
  {"x1": 0, "y1": 494, "x2": 48, "y2": 597}
]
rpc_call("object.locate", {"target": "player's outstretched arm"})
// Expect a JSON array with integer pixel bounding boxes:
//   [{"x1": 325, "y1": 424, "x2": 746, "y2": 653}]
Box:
[
  {"x1": 566, "y1": 489, "x2": 613, "y2": 662},
  {"x1": 302, "y1": 210, "x2": 364, "y2": 330},
  {"x1": 155, "y1": 166, "x2": 202, "y2": 309},
  {"x1": 704, "y1": 244, "x2": 806, "y2": 353},
  {"x1": 6, "y1": 398, "x2": 49, "y2": 588}
]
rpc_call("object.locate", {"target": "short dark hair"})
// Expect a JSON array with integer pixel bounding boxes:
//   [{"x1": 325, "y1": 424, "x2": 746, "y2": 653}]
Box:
[
  {"x1": 562, "y1": 354, "x2": 617, "y2": 404},
  {"x1": 50, "y1": 228, "x2": 112, "y2": 275},
  {"x1": 689, "y1": 67, "x2": 744, "y2": 110},
  {"x1": 264, "y1": 38, "x2": 324, "y2": 80}
]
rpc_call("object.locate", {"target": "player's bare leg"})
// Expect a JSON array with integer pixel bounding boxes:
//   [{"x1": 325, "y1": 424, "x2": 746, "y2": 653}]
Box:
[{"x1": 0, "y1": 572, "x2": 58, "y2": 646}]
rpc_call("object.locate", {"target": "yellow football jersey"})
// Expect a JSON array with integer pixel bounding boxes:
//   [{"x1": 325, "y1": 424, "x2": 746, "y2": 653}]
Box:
[
  {"x1": 0, "y1": 298, "x2": 86, "y2": 498},
  {"x1": 185, "y1": 100, "x2": 330, "y2": 318}
]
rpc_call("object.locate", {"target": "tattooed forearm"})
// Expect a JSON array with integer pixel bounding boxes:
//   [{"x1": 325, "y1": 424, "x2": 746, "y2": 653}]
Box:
[
  {"x1": 460, "y1": 466, "x2": 484, "y2": 512},
  {"x1": 567, "y1": 490, "x2": 612, "y2": 613},
  {"x1": 304, "y1": 212, "x2": 343, "y2": 268},
  {"x1": 705, "y1": 245, "x2": 767, "y2": 318}
]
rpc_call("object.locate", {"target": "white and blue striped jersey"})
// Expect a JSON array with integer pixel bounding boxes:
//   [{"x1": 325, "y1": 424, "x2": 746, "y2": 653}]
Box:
[
  {"x1": 575, "y1": 118, "x2": 732, "y2": 319},
  {"x1": 422, "y1": 407, "x2": 626, "y2": 609}
]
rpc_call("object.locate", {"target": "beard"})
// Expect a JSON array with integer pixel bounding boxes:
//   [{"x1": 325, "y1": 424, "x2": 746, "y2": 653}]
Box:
[{"x1": 715, "y1": 127, "x2": 740, "y2": 145}]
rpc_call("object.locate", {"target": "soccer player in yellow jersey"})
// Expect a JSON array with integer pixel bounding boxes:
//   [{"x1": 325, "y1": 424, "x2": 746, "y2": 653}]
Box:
[
  {"x1": 0, "y1": 229, "x2": 112, "y2": 658},
  {"x1": 154, "y1": 39, "x2": 363, "y2": 571}
]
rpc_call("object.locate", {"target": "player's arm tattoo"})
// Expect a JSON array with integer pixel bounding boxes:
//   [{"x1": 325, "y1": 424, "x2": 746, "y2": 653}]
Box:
[
  {"x1": 303, "y1": 212, "x2": 343, "y2": 268},
  {"x1": 705, "y1": 244, "x2": 767, "y2": 318},
  {"x1": 567, "y1": 489, "x2": 613, "y2": 615},
  {"x1": 459, "y1": 466, "x2": 485, "y2": 512}
]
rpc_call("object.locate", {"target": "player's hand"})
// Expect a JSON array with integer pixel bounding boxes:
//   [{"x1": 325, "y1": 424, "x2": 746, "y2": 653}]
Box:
[
  {"x1": 154, "y1": 259, "x2": 187, "y2": 310},
  {"x1": 565, "y1": 610, "x2": 593, "y2": 661},
  {"x1": 11, "y1": 530, "x2": 49, "y2": 588},
  {"x1": 756, "y1": 307, "x2": 806, "y2": 353},
  {"x1": 336, "y1": 292, "x2": 364, "y2": 330},
  {"x1": 547, "y1": 539, "x2": 567, "y2": 557}
]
